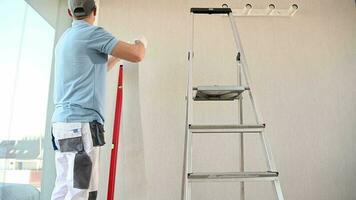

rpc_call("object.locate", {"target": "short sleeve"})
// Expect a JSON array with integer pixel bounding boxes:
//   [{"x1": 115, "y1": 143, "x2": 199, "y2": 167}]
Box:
[{"x1": 87, "y1": 27, "x2": 118, "y2": 55}]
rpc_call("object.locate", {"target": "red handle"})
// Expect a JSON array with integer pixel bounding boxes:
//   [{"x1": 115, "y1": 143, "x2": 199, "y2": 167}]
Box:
[{"x1": 107, "y1": 65, "x2": 124, "y2": 200}]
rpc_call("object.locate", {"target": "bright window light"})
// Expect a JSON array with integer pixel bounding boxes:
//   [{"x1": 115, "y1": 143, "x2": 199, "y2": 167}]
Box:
[{"x1": 0, "y1": 0, "x2": 55, "y2": 195}]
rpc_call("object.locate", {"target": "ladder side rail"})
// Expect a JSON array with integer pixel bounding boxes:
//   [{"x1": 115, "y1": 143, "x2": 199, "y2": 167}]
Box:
[
  {"x1": 186, "y1": 13, "x2": 195, "y2": 200},
  {"x1": 260, "y1": 132, "x2": 278, "y2": 172},
  {"x1": 228, "y1": 13, "x2": 262, "y2": 124},
  {"x1": 230, "y1": 13, "x2": 285, "y2": 200},
  {"x1": 188, "y1": 13, "x2": 195, "y2": 126},
  {"x1": 230, "y1": 12, "x2": 285, "y2": 200},
  {"x1": 187, "y1": 130, "x2": 193, "y2": 200},
  {"x1": 181, "y1": 13, "x2": 195, "y2": 200},
  {"x1": 181, "y1": 95, "x2": 190, "y2": 200},
  {"x1": 188, "y1": 13, "x2": 195, "y2": 174},
  {"x1": 237, "y1": 59, "x2": 245, "y2": 200},
  {"x1": 259, "y1": 114, "x2": 281, "y2": 199},
  {"x1": 273, "y1": 179, "x2": 285, "y2": 200}
]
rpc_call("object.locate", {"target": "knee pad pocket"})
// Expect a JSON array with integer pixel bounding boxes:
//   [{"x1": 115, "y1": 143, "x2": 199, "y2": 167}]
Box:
[{"x1": 74, "y1": 151, "x2": 92, "y2": 189}]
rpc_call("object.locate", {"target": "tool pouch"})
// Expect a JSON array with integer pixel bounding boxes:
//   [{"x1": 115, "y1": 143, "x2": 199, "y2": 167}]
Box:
[{"x1": 89, "y1": 120, "x2": 105, "y2": 147}]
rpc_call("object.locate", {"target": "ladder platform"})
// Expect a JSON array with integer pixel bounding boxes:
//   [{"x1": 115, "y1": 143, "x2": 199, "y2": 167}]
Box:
[
  {"x1": 193, "y1": 85, "x2": 248, "y2": 101},
  {"x1": 189, "y1": 124, "x2": 265, "y2": 133},
  {"x1": 188, "y1": 171, "x2": 279, "y2": 182}
]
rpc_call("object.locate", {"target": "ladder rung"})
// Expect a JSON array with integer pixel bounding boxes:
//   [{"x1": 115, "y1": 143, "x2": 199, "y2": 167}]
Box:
[
  {"x1": 189, "y1": 124, "x2": 265, "y2": 133},
  {"x1": 188, "y1": 171, "x2": 279, "y2": 182},
  {"x1": 193, "y1": 85, "x2": 249, "y2": 101}
]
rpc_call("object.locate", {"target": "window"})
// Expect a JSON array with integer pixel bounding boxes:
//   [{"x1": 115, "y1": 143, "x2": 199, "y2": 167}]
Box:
[{"x1": 0, "y1": 0, "x2": 55, "y2": 198}]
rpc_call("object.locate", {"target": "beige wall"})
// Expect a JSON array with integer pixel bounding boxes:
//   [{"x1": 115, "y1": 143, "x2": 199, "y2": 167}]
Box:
[{"x1": 98, "y1": 0, "x2": 356, "y2": 199}]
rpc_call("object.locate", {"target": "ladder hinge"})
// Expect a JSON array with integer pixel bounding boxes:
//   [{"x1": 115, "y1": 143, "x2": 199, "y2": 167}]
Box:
[
  {"x1": 188, "y1": 52, "x2": 194, "y2": 60},
  {"x1": 236, "y1": 52, "x2": 241, "y2": 61}
]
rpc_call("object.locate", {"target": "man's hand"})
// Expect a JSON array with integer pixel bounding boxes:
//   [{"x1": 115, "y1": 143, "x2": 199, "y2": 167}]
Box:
[
  {"x1": 107, "y1": 56, "x2": 120, "y2": 71},
  {"x1": 134, "y1": 35, "x2": 148, "y2": 49}
]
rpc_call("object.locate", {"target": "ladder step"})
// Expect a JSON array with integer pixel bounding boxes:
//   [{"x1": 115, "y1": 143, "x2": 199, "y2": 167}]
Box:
[
  {"x1": 188, "y1": 171, "x2": 279, "y2": 182},
  {"x1": 193, "y1": 85, "x2": 249, "y2": 101},
  {"x1": 189, "y1": 124, "x2": 265, "y2": 133}
]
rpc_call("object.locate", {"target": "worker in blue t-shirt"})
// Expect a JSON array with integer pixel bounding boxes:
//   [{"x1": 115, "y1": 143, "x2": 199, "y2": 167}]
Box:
[{"x1": 50, "y1": 0, "x2": 147, "y2": 199}]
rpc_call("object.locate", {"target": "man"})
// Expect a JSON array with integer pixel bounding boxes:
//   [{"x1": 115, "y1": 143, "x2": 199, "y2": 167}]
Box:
[{"x1": 51, "y1": 0, "x2": 147, "y2": 199}]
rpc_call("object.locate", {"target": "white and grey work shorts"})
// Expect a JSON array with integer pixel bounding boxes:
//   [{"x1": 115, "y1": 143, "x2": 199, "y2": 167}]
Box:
[{"x1": 51, "y1": 121, "x2": 105, "y2": 192}]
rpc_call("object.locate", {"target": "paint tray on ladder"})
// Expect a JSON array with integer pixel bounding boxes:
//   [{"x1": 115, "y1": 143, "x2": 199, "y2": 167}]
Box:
[{"x1": 193, "y1": 85, "x2": 248, "y2": 101}]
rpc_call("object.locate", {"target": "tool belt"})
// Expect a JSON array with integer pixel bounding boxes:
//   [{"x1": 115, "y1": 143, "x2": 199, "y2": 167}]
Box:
[{"x1": 51, "y1": 120, "x2": 105, "y2": 151}]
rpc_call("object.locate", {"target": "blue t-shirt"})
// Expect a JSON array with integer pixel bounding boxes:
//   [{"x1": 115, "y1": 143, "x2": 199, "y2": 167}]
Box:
[{"x1": 52, "y1": 20, "x2": 119, "y2": 124}]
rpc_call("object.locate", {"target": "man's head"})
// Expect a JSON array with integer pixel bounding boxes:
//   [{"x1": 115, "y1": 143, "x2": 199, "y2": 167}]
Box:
[{"x1": 68, "y1": 0, "x2": 97, "y2": 24}]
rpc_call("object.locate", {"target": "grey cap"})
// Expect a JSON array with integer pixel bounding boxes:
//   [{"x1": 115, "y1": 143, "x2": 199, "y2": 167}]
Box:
[{"x1": 68, "y1": 0, "x2": 96, "y2": 18}]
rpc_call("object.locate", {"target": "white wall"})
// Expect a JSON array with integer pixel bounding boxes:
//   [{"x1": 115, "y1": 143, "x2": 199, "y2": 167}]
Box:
[{"x1": 98, "y1": 0, "x2": 356, "y2": 199}]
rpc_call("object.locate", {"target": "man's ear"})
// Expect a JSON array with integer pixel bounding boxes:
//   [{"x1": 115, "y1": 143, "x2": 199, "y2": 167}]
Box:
[
  {"x1": 93, "y1": 7, "x2": 97, "y2": 16},
  {"x1": 67, "y1": 9, "x2": 73, "y2": 17}
]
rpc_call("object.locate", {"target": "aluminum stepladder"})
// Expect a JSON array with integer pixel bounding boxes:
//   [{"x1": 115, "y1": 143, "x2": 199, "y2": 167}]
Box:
[{"x1": 181, "y1": 5, "x2": 285, "y2": 200}]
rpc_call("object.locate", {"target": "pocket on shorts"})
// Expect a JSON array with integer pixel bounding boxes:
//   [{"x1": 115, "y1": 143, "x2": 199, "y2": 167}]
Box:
[
  {"x1": 52, "y1": 123, "x2": 84, "y2": 153},
  {"x1": 58, "y1": 137, "x2": 84, "y2": 152},
  {"x1": 73, "y1": 151, "x2": 92, "y2": 189}
]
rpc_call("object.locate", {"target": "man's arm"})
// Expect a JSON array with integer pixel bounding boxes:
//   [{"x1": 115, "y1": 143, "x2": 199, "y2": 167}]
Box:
[
  {"x1": 87, "y1": 27, "x2": 147, "y2": 63},
  {"x1": 111, "y1": 41, "x2": 145, "y2": 63}
]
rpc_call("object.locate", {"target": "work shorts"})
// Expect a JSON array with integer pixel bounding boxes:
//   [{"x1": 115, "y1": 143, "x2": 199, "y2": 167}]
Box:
[{"x1": 51, "y1": 121, "x2": 105, "y2": 200}]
